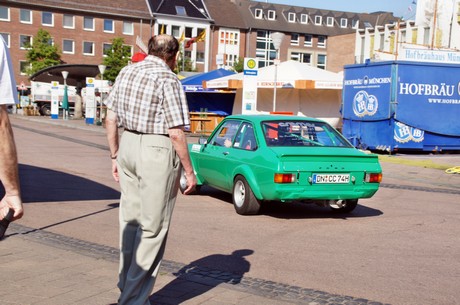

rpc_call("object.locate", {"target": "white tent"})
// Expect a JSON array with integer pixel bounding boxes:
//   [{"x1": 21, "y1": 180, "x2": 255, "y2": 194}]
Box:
[{"x1": 204, "y1": 60, "x2": 344, "y2": 128}]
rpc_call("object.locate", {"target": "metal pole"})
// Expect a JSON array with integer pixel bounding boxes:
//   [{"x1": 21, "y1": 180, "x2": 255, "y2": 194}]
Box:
[
  {"x1": 273, "y1": 51, "x2": 278, "y2": 112},
  {"x1": 270, "y1": 32, "x2": 285, "y2": 113},
  {"x1": 98, "y1": 65, "x2": 106, "y2": 125}
]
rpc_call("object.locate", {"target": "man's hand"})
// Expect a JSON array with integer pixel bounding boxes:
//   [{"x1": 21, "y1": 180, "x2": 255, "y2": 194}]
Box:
[
  {"x1": 111, "y1": 159, "x2": 119, "y2": 182},
  {"x1": 182, "y1": 170, "x2": 197, "y2": 195},
  {"x1": 0, "y1": 194, "x2": 23, "y2": 221}
]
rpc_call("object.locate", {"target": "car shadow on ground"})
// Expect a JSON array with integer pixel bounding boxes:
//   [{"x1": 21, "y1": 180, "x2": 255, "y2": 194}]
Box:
[
  {"x1": 150, "y1": 249, "x2": 254, "y2": 304},
  {"x1": 5, "y1": 164, "x2": 121, "y2": 203},
  {"x1": 194, "y1": 186, "x2": 383, "y2": 219}
]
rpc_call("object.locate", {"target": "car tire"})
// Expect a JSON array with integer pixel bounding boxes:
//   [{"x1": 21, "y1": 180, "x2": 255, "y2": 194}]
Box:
[
  {"x1": 328, "y1": 199, "x2": 358, "y2": 213},
  {"x1": 179, "y1": 167, "x2": 200, "y2": 194},
  {"x1": 232, "y1": 175, "x2": 261, "y2": 215}
]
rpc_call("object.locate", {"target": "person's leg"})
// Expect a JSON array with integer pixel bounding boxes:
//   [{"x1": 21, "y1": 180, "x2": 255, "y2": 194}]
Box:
[
  {"x1": 116, "y1": 132, "x2": 142, "y2": 297},
  {"x1": 118, "y1": 135, "x2": 181, "y2": 305}
]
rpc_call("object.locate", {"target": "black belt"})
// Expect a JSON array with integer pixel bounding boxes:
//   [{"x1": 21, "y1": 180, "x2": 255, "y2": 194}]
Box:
[{"x1": 124, "y1": 129, "x2": 169, "y2": 137}]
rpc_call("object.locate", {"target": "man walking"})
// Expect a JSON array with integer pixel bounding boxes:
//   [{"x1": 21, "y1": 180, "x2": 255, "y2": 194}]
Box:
[
  {"x1": 0, "y1": 36, "x2": 23, "y2": 224},
  {"x1": 104, "y1": 34, "x2": 197, "y2": 305}
]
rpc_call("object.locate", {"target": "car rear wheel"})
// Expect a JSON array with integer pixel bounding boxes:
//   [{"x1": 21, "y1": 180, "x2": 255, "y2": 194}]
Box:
[
  {"x1": 328, "y1": 199, "x2": 358, "y2": 213},
  {"x1": 232, "y1": 175, "x2": 261, "y2": 215}
]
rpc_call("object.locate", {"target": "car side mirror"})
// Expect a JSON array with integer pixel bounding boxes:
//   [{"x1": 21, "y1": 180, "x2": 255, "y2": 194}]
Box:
[{"x1": 198, "y1": 136, "x2": 207, "y2": 145}]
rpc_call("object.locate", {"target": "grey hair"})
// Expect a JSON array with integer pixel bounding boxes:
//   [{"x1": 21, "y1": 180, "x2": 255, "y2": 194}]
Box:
[{"x1": 148, "y1": 34, "x2": 179, "y2": 62}]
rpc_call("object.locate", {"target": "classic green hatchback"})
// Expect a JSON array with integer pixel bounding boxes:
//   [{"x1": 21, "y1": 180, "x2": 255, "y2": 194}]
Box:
[{"x1": 180, "y1": 115, "x2": 382, "y2": 215}]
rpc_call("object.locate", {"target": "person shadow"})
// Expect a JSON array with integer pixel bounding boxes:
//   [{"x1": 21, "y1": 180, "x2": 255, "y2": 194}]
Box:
[{"x1": 150, "y1": 249, "x2": 254, "y2": 304}]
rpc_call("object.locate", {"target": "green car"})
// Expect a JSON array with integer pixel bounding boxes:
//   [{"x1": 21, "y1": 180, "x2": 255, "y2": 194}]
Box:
[{"x1": 181, "y1": 115, "x2": 382, "y2": 215}]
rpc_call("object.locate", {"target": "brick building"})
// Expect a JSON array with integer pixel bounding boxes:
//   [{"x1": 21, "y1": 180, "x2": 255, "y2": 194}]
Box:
[{"x1": 0, "y1": 0, "x2": 399, "y2": 88}]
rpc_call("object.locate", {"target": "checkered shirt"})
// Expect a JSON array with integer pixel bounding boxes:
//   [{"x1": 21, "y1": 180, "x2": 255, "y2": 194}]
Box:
[{"x1": 104, "y1": 55, "x2": 190, "y2": 134}]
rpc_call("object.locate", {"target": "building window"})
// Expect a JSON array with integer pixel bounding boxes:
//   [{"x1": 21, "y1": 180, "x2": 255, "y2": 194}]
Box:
[
  {"x1": 218, "y1": 29, "x2": 239, "y2": 67},
  {"x1": 196, "y1": 51, "x2": 205, "y2": 63},
  {"x1": 290, "y1": 52, "x2": 311, "y2": 64},
  {"x1": 423, "y1": 27, "x2": 430, "y2": 45},
  {"x1": 317, "y1": 54, "x2": 326, "y2": 69},
  {"x1": 291, "y1": 33, "x2": 299, "y2": 46},
  {"x1": 304, "y1": 34, "x2": 312, "y2": 47},
  {"x1": 318, "y1": 36, "x2": 326, "y2": 48},
  {"x1": 256, "y1": 30, "x2": 276, "y2": 68},
  {"x1": 219, "y1": 30, "x2": 239, "y2": 45},
  {"x1": 352, "y1": 19, "x2": 359, "y2": 29},
  {"x1": 185, "y1": 27, "x2": 193, "y2": 38},
  {"x1": 62, "y1": 39, "x2": 74, "y2": 54},
  {"x1": 340, "y1": 18, "x2": 348, "y2": 28},
  {"x1": 20, "y1": 61, "x2": 30, "y2": 75},
  {"x1": 83, "y1": 41, "x2": 95, "y2": 55},
  {"x1": 226, "y1": 54, "x2": 238, "y2": 67},
  {"x1": 104, "y1": 19, "x2": 114, "y2": 33},
  {"x1": 400, "y1": 30, "x2": 407, "y2": 43},
  {"x1": 0, "y1": 6, "x2": 10, "y2": 21},
  {"x1": 301, "y1": 14, "x2": 308, "y2": 24},
  {"x1": 42, "y1": 12, "x2": 53, "y2": 26},
  {"x1": 172, "y1": 25, "x2": 181, "y2": 38},
  {"x1": 103, "y1": 43, "x2": 112, "y2": 56},
  {"x1": 63, "y1": 14, "x2": 74, "y2": 29},
  {"x1": 288, "y1": 12, "x2": 296, "y2": 23},
  {"x1": 1, "y1": 33, "x2": 9, "y2": 47},
  {"x1": 123, "y1": 21, "x2": 134, "y2": 35},
  {"x1": 327, "y1": 17, "x2": 334, "y2": 27},
  {"x1": 255, "y1": 8, "x2": 263, "y2": 19},
  {"x1": 83, "y1": 17, "x2": 95, "y2": 31},
  {"x1": 20, "y1": 9, "x2": 32, "y2": 24},
  {"x1": 268, "y1": 10, "x2": 275, "y2": 20},
  {"x1": 176, "y1": 6, "x2": 187, "y2": 16},
  {"x1": 19, "y1": 35, "x2": 32, "y2": 49},
  {"x1": 315, "y1": 15, "x2": 322, "y2": 25}
]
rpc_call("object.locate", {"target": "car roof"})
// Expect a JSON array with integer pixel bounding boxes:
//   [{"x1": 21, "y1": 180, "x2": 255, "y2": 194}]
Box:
[{"x1": 225, "y1": 114, "x2": 326, "y2": 124}]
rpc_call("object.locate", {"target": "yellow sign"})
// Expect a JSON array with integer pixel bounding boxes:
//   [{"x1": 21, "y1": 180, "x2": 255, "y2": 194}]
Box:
[{"x1": 246, "y1": 59, "x2": 257, "y2": 70}]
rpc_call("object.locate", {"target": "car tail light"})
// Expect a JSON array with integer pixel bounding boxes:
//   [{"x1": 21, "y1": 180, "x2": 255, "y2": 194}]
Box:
[
  {"x1": 365, "y1": 173, "x2": 382, "y2": 183},
  {"x1": 274, "y1": 173, "x2": 295, "y2": 183}
]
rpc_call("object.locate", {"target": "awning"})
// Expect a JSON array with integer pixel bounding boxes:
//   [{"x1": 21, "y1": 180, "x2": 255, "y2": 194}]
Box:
[
  {"x1": 29, "y1": 64, "x2": 103, "y2": 87},
  {"x1": 204, "y1": 60, "x2": 343, "y2": 90}
]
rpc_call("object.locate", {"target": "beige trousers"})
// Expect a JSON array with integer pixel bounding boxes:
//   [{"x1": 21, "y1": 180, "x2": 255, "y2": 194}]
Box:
[{"x1": 116, "y1": 131, "x2": 181, "y2": 305}]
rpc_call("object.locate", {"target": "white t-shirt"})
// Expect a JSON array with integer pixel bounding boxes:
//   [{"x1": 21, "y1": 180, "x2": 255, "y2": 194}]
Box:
[{"x1": 0, "y1": 36, "x2": 18, "y2": 105}]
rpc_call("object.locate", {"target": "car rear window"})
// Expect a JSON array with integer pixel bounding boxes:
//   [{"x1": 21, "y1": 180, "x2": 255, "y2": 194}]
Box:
[{"x1": 262, "y1": 120, "x2": 352, "y2": 148}]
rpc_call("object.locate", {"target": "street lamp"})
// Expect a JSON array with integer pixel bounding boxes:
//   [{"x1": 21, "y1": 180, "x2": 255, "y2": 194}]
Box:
[
  {"x1": 98, "y1": 64, "x2": 106, "y2": 125},
  {"x1": 271, "y1": 32, "x2": 285, "y2": 112},
  {"x1": 61, "y1": 70, "x2": 69, "y2": 120}
]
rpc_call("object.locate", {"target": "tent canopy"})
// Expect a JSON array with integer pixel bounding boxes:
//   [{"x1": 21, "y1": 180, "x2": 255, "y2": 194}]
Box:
[
  {"x1": 204, "y1": 60, "x2": 343, "y2": 90},
  {"x1": 181, "y1": 68, "x2": 236, "y2": 92}
]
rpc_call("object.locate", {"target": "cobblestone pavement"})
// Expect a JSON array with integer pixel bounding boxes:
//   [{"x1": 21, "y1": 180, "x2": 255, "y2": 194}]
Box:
[
  {"x1": 3, "y1": 223, "x2": 389, "y2": 305},
  {"x1": 3, "y1": 114, "x2": 459, "y2": 305}
]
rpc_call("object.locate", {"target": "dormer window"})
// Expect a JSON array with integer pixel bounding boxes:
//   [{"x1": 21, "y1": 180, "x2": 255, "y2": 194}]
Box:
[
  {"x1": 340, "y1": 18, "x2": 348, "y2": 28},
  {"x1": 288, "y1": 12, "x2": 296, "y2": 23},
  {"x1": 327, "y1": 16, "x2": 334, "y2": 27},
  {"x1": 352, "y1": 19, "x2": 359, "y2": 29},
  {"x1": 315, "y1": 15, "x2": 322, "y2": 25},
  {"x1": 255, "y1": 8, "x2": 263, "y2": 19},
  {"x1": 176, "y1": 6, "x2": 187, "y2": 16},
  {"x1": 268, "y1": 10, "x2": 276, "y2": 20},
  {"x1": 300, "y1": 14, "x2": 308, "y2": 24}
]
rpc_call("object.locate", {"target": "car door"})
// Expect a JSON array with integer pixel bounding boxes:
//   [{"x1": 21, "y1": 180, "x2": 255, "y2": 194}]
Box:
[{"x1": 197, "y1": 120, "x2": 241, "y2": 190}]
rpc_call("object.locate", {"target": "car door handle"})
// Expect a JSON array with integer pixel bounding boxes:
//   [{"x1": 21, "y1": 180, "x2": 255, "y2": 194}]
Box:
[{"x1": 222, "y1": 151, "x2": 229, "y2": 155}]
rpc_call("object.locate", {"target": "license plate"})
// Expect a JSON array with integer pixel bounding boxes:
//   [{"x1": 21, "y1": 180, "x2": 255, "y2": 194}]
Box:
[{"x1": 312, "y1": 174, "x2": 350, "y2": 184}]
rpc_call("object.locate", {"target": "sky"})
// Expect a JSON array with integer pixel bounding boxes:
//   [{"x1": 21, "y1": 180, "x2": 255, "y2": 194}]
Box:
[{"x1": 261, "y1": 0, "x2": 417, "y2": 19}]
